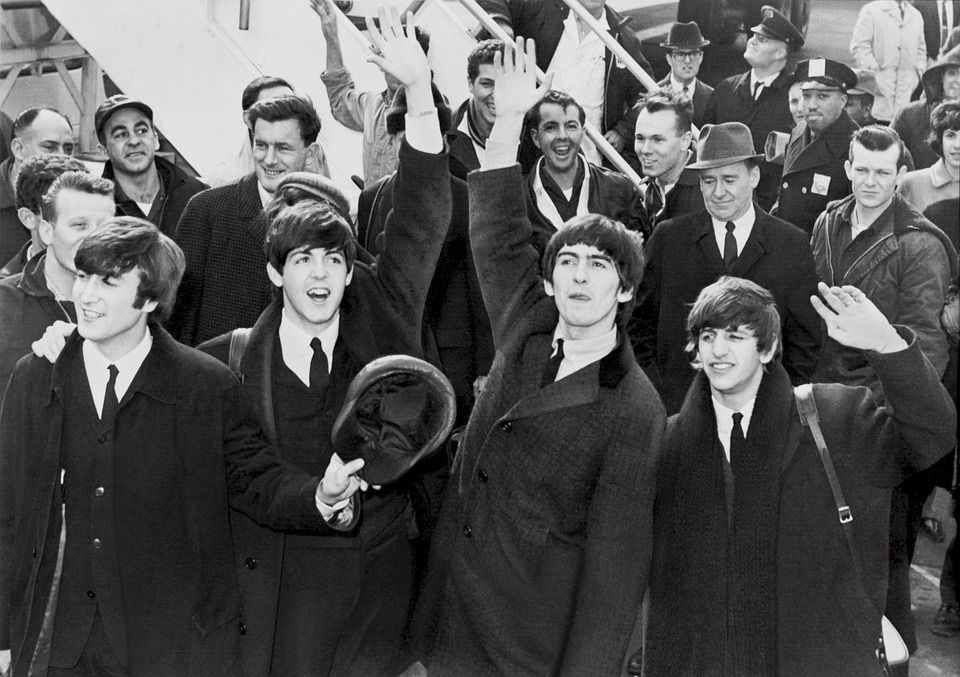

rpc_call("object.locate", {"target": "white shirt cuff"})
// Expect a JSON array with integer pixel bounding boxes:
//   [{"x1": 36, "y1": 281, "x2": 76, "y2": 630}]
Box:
[{"x1": 404, "y1": 109, "x2": 443, "y2": 154}]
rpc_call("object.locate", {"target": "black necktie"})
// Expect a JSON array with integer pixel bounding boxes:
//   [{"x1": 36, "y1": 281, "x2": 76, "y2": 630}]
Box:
[
  {"x1": 102, "y1": 364, "x2": 119, "y2": 424},
  {"x1": 309, "y1": 337, "x2": 329, "y2": 392},
  {"x1": 644, "y1": 182, "x2": 664, "y2": 225},
  {"x1": 753, "y1": 80, "x2": 764, "y2": 100},
  {"x1": 730, "y1": 412, "x2": 746, "y2": 471},
  {"x1": 541, "y1": 339, "x2": 565, "y2": 387},
  {"x1": 723, "y1": 222, "x2": 738, "y2": 270}
]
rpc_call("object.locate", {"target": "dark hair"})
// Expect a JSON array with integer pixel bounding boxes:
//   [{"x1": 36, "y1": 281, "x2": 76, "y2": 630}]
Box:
[
  {"x1": 74, "y1": 216, "x2": 185, "y2": 324},
  {"x1": 638, "y1": 88, "x2": 694, "y2": 135},
  {"x1": 541, "y1": 214, "x2": 645, "y2": 322},
  {"x1": 527, "y1": 90, "x2": 586, "y2": 129},
  {"x1": 467, "y1": 39, "x2": 504, "y2": 82},
  {"x1": 241, "y1": 75, "x2": 295, "y2": 112},
  {"x1": 929, "y1": 100, "x2": 960, "y2": 157},
  {"x1": 684, "y1": 276, "x2": 782, "y2": 363},
  {"x1": 848, "y1": 124, "x2": 907, "y2": 169},
  {"x1": 41, "y1": 171, "x2": 115, "y2": 223},
  {"x1": 412, "y1": 25, "x2": 431, "y2": 57},
  {"x1": 15, "y1": 154, "x2": 88, "y2": 212},
  {"x1": 264, "y1": 200, "x2": 357, "y2": 277},
  {"x1": 244, "y1": 95, "x2": 322, "y2": 147},
  {"x1": 12, "y1": 106, "x2": 72, "y2": 138}
]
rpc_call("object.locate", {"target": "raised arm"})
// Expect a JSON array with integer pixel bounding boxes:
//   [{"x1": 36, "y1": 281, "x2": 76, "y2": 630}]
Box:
[{"x1": 313, "y1": 0, "x2": 368, "y2": 133}]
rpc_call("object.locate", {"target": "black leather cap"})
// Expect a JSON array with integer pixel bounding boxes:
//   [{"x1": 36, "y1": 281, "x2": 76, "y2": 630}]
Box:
[{"x1": 330, "y1": 355, "x2": 457, "y2": 485}]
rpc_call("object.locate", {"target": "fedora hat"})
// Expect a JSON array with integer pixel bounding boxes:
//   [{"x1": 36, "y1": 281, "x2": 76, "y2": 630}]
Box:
[
  {"x1": 330, "y1": 355, "x2": 457, "y2": 485},
  {"x1": 660, "y1": 21, "x2": 710, "y2": 50},
  {"x1": 687, "y1": 122, "x2": 764, "y2": 170}
]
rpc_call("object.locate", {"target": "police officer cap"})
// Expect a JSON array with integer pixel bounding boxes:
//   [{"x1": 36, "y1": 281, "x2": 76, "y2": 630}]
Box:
[
  {"x1": 750, "y1": 5, "x2": 804, "y2": 49},
  {"x1": 796, "y1": 58, "x2": 857, "y2": 91}
]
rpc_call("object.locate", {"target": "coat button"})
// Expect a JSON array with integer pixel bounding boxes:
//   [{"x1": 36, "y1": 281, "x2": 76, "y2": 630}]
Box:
[
  {"x1": 500, "y1": 421, "x2": 512, "y2": 432},
  {"x1": 92, "y1": 538, "x2": 102, "y2": 549},
  {"x1": 86, "y1": 590, "x2": 96, "y2": 599},
  {"x1": 782, "y1": 182, "x2": 788, "y2": 189},
  {"x1": 478, "y1": 469, "x2": 488, "y2": 483},
  {"x1": 462, "y1": 524, "x2": 472, "y2": 538},
  {"x1": 94, "y1": 487, "x2": 105, "y2": 497},
  {"x1": 239, "y1": 622, "x2": 247, "y2": 635},
  {"x1": 97, "y1": 433, "x2": 108, "y2": 444},
  {"x1": 801, "y1": 186, "x2": 807, "y2": 194},
  {"x1": 244, "y1": 557, "x2": 257, "y2": 569}
]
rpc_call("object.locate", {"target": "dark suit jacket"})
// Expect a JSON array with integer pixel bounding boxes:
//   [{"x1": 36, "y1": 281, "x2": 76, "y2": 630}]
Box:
[
  {"x1": 448, "y1": 100, "x2": 481, "y2": 182},
  {"x1": 415, "y1": 164, "x2": 664, "y2": 677},
  {"x1": 170, "y1": 174, "x2": 272, "y2": 346},
  {"x1": 629, "y1": 206, "x2": 822, "y2": 414},
  {"x1": 703, "y1": 68, "x2": 796, "y2": 210},
  {"x1": 917, "y1": 0, "x2": 960, "y2": 59},
  {"x1": 657, "y1": 75, "x2": 714, "y2": 127},
  {"x1": 0, "y1": 327, "x2": 334, "y2": 677},
  {"x1": 775, "y1": 112, "x2": 859, "y2": 234}
]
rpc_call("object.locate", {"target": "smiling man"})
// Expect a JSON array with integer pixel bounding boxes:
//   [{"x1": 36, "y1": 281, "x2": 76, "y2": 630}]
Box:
[
  {"x1": 412, "y1": 39, "x2": 664, "y2": 677},
  {"x1": 94, "y1": 95, "x2": 207, "y2": 239},
  {"x1": 633, "y1": 89, "x2": 703, "y2": 229},
  {"x1": 170, "y1": 95, "x2": 323, "y2": 346},
  {"x1": 449, "y1": 40, "x2": 504, "y2": 179},
  {"x1": 629, "y1": 121, "x2": 821, "y2": 414},
  {"x1": 522, "y1": 89, "x2": 646, "y2": 250},
  {"x1": 644, "y1": 276, "x2": 956, "y2": 676}
]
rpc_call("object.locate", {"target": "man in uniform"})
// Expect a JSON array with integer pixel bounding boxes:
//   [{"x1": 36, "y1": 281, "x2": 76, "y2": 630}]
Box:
[
  {"x1": 775, "y1": 58, "x2": 859, "y2": 233},
  {"x1": 703, "y1": 5, "x2": 804, "y2": 211}
]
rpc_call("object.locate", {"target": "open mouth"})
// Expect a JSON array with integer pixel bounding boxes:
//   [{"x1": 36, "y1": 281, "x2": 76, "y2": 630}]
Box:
[
  {"x1": 81, "y1": 308, "x2": 104, "y2": 320},
  {"x1": 260, "y1": 167, "x2": 285, "y2": 178},
  {"x1": 306, "y1": 287, "x2": 330, "y2": 302}
]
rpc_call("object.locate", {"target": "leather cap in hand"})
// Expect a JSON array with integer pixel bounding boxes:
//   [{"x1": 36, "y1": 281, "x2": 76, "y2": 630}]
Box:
[{"x1": 330, "y1": 355, "x2": 457, "y2": 485}]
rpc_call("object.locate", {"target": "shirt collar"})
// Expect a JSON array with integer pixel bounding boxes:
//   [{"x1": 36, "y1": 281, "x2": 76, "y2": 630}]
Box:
[
  {"x1": 550, "y1": 324, "x2": 618, "y2": 381},
  {"x1": 711, "y1": 203, "x2": 757, "y2": 234},
  {"x1": 669, "y1": 74, "x2": 697, "y2": 92},
  {"x1": 82, "y1": 326, "x2": 154, "y2": 407},
  {"x1": 278, "y1": 306, "x2": 340, "y2": 386},
  {"x1": 930, "y1": 159, "x2": 958, "y2": 189},
  {"x1": 711, "y1": 393, "x2": 758, "y2": 460},
  {"x1": 563, "y1": 8, "x2": 609, "y2": 38},
  {"x1": 750, "y1": 69, "x2": 779, "y2": 88},
  {"x1": 257, "y1": 181, "x2": 273, "y2": 209}
]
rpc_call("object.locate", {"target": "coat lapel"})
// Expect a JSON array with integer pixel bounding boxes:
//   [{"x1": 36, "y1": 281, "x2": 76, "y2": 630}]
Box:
[
  {"x1": 237, "y1": 174, "x2": 267, "y2": 244},
  {"x1": 728, "y1": 207, "x2": 770, "y2": 275},
  {"x1": 693, "y1": 212, "x2": 727, "y2": 277}
]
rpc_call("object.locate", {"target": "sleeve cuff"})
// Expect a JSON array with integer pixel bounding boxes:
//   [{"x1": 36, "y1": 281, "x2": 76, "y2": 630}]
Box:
[{"x1": 404, "y1": 109, "x2": 444, "y2": 154}]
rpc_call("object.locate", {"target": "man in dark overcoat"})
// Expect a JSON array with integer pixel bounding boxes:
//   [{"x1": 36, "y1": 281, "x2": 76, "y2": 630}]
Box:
[
  {"x1": 703, "y1": 5, "x2": 804, "y2": 210},
  {"x1": 199, "y1": 21, "x2": 455, "y2": 675},
  {"x1": 643, "y1": 276, "x2": 956, "y2": 676},
  {"x1": 775, "y1": 58, "x2": 860, "y2": 234},
  {"x1": 412, "y1": 40, "x2": 664, "y2": 677},
  {"x1": 0, "y1": 218, "x2": 366, "y2": 677},
  {"x1": 629, "y1": 122, "x2": 821, "y2": 414},
  {"x1": 656, "y1": 21, "x2": 713, "y2": 127}
]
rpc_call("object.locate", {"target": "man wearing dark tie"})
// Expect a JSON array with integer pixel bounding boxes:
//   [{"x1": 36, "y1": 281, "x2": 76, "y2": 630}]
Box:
[
  {"x1": 657, "y1": 21, "x2": 713, "y2": 127},
  {"x1": 917, "y1": 0, "x2": 960, "y2": 62},
  {"x1": 629, "y1": 122, "x2": 821, "y2": 413}
]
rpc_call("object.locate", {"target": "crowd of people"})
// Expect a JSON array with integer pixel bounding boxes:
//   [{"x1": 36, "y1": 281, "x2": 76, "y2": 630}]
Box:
[{"x1": 0, "y1": 1, "x2": 958, "y2": 676}]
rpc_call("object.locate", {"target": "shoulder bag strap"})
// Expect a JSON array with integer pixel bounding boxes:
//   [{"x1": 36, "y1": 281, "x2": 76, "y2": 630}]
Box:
[{"x1": 228, "y1": 327, "x2": 251, "y2": 379}]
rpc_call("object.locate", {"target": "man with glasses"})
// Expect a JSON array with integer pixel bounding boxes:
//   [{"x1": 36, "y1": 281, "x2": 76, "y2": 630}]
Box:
[
  {"x1": 703, "y1": 5, "x2": 804, "y2": 211},
  {"x1": 657, "y1": 22, "x2": 712, "y2": 127}
]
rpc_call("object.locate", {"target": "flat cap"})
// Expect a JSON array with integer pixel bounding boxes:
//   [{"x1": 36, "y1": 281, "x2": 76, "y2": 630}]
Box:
[
  {"x1": 95, "y1": 95, "x2": 153, "y2": 138},
  {"x1": 750, "y1": 5, "x2": 804, "y2": 49},
  {"x1": 848, "y1": 68, "x2": 878, "y2": 97},
  {"x1": 276, "y1": 172, "x2": 351, "y2": 222}
]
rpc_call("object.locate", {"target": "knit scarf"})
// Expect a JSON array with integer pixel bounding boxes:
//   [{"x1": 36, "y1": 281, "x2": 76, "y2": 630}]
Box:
[{"x1": 646, "y1": 364, "x2": 794, "y2": 676}]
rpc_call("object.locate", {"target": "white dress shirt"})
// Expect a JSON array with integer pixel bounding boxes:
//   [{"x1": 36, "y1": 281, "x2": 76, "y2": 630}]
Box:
[
  {"x1": 83, "y1": 329, "x2": 154, "y2": 417},
  {"x1": 711, "y1": 395, "x2": 757, "y2": 462},
  {"x1": 277, "y1": 307, "x2": 340, "y2": 387},
  {"x1": 711, "y1": 203, "x2": 757, "y2": 259}
]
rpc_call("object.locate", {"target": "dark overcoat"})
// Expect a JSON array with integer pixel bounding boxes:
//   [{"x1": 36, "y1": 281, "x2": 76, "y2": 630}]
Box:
[
  {"x1": 415, "y1": 164, "x2": 665, "y2": 677},
  {"x1": 629, "y1": 206, "x2": 822, "y2": 413},
  {"x1": 0, "y1": 327, "x2": 334, "y2": 677},
  {"x1": 645, "y1": 332, "x2": 957, "y2": 677},
  {"x1": 703, "y1": 69, "x2": 796, "y2": 210},
  {"x1": 199, "y1": 142, "x2": 453, "y2": 677},
  {"x1": 775, "y1": 111, "x2": 859, "y2": 234},
  {"x1": 170, "y1": 174, "x2": 272, "y2": 346}
]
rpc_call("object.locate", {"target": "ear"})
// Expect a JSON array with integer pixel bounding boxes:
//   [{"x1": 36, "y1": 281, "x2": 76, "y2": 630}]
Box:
[
  {"x1": 10, "y1": 137, "x2": 25, "y2": 162},
  {"x1": 266, "y1": 261, "x2": 284, "y2": 288},
  {"x1": 38, "y1": 217, "x2": 54, "y2": 247},
  {"x1": 749, "y1": 164, "x2": 761, "y2": 189},
  {"x1": 344, "y1": 266, "x2": 354, "y2": 286},
  {"x1": 17, "y1": 207, "x2": 39, "y2": 231},
  {"x1": 680, "y1": 129, "x2": 694, "y2": 150},
  {"x1": 531, "y1": 127, "x2": 542, "y2": 150},
  {"x1": 543, "y1": 278, "x2": 555, "y2": 297},
  {"x1": 97, "y1": 142, "x2": 107, "y2": 156},
  {"x1": 759, "y1": 336, "x2": 778, "y2": 365},
  {"x1": 617, "y1": 287, "x2": 634, "y2": 304},
  {"x1": 139, "y1": 298, "x2": 158, "y2": 315},
  {"x1": 152, "y1": 129, "x2": 160, "y2": 151},
  {"x1": 844, "y1": 159, "x2": 853, "y2": 182},
  {"x1": 305, "y1": 142, "x2": 320, "y2": 168}
]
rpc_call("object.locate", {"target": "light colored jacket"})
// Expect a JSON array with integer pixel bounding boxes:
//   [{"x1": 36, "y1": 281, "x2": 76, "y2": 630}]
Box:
[{"x1": 850, "y1": 1, "x2": 927, "y2": 121}]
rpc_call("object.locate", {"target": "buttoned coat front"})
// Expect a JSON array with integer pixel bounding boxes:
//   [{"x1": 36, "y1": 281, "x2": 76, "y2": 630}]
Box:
[
  {"x1": 629, "y1": 206, "x2": 822, "y2": 414},
  {"x1": 775, "y1": 111, "x2": 859, "y2": 234},
  {"x1": 415, "y1": 165, "x2": 664, "y2": 677}
]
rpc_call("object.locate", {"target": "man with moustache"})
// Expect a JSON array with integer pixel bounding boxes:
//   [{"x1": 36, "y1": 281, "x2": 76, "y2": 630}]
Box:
[
  {"x1": 523, "y1": 90, "x2": 647, "y2": 250},
  {"x1": 629, "y1": 122, "x2": 821, "y2": 414},
  {"x1": 633, "y1": 89, "x2": 703, "y2": 230},
  {"x1": 170, "y1": 95, "x2": 324, "y2": 346},
  {"x1": 95, "y1": 95, "x2": 207, "y2": 239},
  {"x1": 775, "y1": 58, "x2": 860, "y2": 234},
  {"x1": 657, "y1": 22, "x2": 713, "y2": 127},
  {"x1": 703, "y1": 5, "x2": 804, "y2": 211}
]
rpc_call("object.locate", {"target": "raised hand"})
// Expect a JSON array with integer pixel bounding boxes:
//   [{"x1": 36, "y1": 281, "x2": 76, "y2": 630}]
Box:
[
  {"x1": 364, "y1": 7, "x2": 430, "y2": 92},
  {"x1": 491, "y1": 37, "x2": 553, "y2": 122},
  {"x1": 810, "y1": 282, "x2": 906, "y2": 353},
  {"x1": 308, "y1": 0, "x2": 339, "y2": 39}
]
